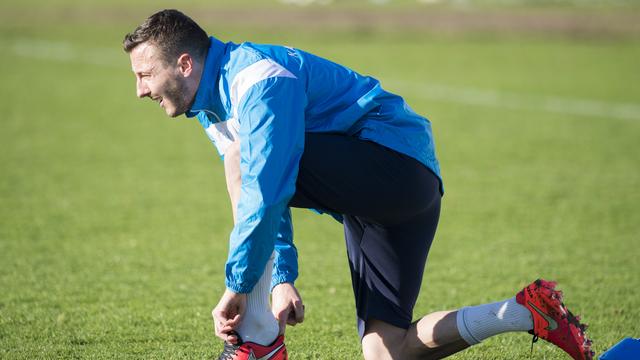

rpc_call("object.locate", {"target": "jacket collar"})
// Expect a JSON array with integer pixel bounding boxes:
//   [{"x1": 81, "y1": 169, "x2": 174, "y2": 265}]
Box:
[{"x1": 186, "y1": 36, "x2": 226, "y2": 120}]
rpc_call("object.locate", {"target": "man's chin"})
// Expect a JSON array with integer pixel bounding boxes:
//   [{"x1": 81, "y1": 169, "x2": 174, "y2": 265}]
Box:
[
  {"x1": 162, "y1": 97, "x2": 191, "y2": 118},
  {"x1": 164, "y1": 107, "x2": 186, "y2": 118}
]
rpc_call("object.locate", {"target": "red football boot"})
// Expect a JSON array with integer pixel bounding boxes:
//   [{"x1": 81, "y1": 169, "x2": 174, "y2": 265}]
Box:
[
  {"x1": 516, "y1": 279, "x2": 594, "y2": 360},
  {"x1": 217, "y1": 334, "x2": 288, "y2": 360}
]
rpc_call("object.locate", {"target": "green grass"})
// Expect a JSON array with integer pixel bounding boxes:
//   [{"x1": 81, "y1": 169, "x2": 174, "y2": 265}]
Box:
[{"x1": 1, "y1": 1, "x2": 639, "y2": 359}]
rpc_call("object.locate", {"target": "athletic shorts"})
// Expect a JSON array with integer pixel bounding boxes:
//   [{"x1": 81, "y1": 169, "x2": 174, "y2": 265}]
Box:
[{"x1": 288, "y1": 133, "x2": 442, "y2": 338}]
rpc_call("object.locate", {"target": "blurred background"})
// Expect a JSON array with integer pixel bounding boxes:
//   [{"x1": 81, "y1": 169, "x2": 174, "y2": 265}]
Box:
[{"x1": 1, "y1": 0, "x2": 639, "y2": 358}]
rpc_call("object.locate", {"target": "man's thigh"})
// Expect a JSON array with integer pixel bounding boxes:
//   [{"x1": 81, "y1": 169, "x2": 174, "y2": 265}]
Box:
[{"x1": 290, "y1": 133, "x2": 440, "y2": 225}]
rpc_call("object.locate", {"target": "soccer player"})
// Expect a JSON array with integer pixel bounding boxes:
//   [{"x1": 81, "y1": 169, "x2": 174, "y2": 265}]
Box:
[{"x1": 124, "y1": 9, "x2": 594, "y2": 360}]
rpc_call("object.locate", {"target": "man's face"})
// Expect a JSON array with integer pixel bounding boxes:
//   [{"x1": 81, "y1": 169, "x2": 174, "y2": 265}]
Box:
[{"x1": 129, "y1": 42, "x2": 195, "y2": 117}]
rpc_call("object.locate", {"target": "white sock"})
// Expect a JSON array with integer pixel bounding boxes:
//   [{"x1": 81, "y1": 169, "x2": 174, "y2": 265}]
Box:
[
  {"x1": 456, "y1": 297, "x2": 533, "y2": 345},
  {"x1": 236, "y1": 253, "x2": 279, "y2": 346}
]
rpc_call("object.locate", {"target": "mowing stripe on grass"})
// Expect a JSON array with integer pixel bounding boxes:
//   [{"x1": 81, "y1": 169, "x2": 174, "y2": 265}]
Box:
[
  {"x1": 387, "y1": 80, "x2": 640, "y2": 122},
  {"x1": 9, "y1": 38, "x2": 640, "y2": 122}
]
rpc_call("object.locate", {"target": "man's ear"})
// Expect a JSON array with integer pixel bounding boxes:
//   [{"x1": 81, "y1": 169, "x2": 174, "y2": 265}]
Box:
[{"x1": 177, "y1": 53, "x2": 193, "y2": 77}]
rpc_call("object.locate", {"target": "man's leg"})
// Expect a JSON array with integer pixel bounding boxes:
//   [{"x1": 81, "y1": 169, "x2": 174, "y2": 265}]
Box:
[
  {"x1": 341, "y1": 209, "x2": 488, "y2": 360},
  {"x1": 361, "y1": 280, "x2": 594, "y2": 360},
  {"x1": 290, "y1": 134, "x2": 592, "y2": 360},
  {"x1": 362, "y1": 315, "x2": 468, "y2": 360},
  {"x1": 361, "y1": 300, "x2": 533, "y2": 359},
  {"x1": 290, "y1": 133, "x2": 468, "y2": 358}
]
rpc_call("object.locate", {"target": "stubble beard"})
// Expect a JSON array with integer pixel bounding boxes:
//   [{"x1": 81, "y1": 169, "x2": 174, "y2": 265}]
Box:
[{"x1": 164, "y1": 76, "x2": 192, "y2": 118}]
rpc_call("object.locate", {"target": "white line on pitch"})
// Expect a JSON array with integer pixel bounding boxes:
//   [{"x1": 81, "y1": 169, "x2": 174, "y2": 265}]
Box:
[
  {"x1": 8, "y1": 38, "x2": 640, "y2": 121},
  {"x1": 10, "y1": 39, "x2": 124, "y2": 68},
  {"x1": 387, "y1": 81, "x2": 640, "y2": 122}
]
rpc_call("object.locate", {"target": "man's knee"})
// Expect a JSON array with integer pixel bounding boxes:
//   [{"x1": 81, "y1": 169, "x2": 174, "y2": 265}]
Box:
[
  {"x1": 362, "y1": 319, "x2": 407, "y2": 360},
  {"x1": 363, "y1": 318, "x2": 453, "y2": 360}
]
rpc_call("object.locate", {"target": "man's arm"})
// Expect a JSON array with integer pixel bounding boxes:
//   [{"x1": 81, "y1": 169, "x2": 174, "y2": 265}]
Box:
[
  {"x1": 225, "y1": 75, "x2": 306, "y2": 293},
  {"x1": 213, "y1": 74, "x2": 306, "y2": 341},
  {"x1": 272, "y1": 208, "x2": 298, "y2": 289},
  {"x1": 271, "y1": 209, "x2": 303, "y2": 334},
  {"x1": 224, "y1": 139, "x2": 242, "y2": 222},
  {"x1": 224, "y1": 139, "x2": 299, "y2": 290},
  {"x1": 226, "y1": 140, "x2": 303, "y2": 334}
]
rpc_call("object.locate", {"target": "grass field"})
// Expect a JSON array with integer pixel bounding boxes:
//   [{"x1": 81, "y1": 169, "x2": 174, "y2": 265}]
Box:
[{"x1": 1, "y1": 1, "x2": 639, "y2": 359}]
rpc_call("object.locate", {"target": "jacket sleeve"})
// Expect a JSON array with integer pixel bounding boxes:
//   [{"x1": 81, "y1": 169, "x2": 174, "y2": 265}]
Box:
[
  {"x1": 225, "y1": 75, "x2": 306, "y2": 293},
  {"x1": 271, "y1": 208, "x2": 298, "y2": 290}
]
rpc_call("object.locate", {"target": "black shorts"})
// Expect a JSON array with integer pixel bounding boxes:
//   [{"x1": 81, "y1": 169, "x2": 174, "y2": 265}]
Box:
[{"x1": 289, "y1": 133, "x2": 442, "y2": 338}]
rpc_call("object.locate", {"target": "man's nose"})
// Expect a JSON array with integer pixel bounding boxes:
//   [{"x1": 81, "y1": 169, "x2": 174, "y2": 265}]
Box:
[{"x1": 136, "y1": 79, "x2": 150, "y2": 98}]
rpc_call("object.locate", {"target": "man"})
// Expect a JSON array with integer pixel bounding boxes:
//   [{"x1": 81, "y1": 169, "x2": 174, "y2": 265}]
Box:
[{"x1": 124, "y1": 9, "x2": 594, "y2": 360}]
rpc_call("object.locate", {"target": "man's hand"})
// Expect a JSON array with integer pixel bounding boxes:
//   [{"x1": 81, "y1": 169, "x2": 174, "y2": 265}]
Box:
[
  {"x1": 212, "y1": 289, "x2": 247, "y2": 344},
  {"x1": 271, "y1": 282, "x2": 304, "y2": 335}
]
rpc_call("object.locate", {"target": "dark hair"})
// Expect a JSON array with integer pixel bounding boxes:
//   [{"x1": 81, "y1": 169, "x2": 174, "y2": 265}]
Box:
[{"x1": 123, "y1": 9, "x2": 209, "y2": 64}]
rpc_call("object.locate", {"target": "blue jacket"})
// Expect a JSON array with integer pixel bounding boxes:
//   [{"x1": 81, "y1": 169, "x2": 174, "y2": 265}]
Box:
[{"x1": 187, "y1": 37, "x2": 442, "y2": 294}]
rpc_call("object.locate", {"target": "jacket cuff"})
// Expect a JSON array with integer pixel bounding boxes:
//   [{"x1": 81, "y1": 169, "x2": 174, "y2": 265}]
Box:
[
  {"x1": 225, "y1": 279, "x2": 254, "y2": 294},
  {"x1": 270, "y1": 272, "x2": 297, "y2": 291}
]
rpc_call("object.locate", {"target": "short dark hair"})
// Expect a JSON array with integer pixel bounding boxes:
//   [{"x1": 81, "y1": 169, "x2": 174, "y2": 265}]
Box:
[{"x1": 123, "y1": 9, "x2": 209, "y2": 64}]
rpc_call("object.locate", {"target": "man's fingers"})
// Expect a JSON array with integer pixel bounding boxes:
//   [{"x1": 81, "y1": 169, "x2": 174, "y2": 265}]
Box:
[
  {"x1": 286, "y1": 310, "x2": 297, "y2": 325},
  {"x1": 286, "y1": 302, "x2": 304, "y2": 325},
  {"x1": 225, "y1": 333, "x2": 239, "y2": 345},
  {"x1": 273, "y1": 303, "x2": 292, "y2": 333},
  {"x1": 211, "y1": 289, "x2": 247, "y2": 344},
  {"x1": 271, "y1": 283, "x2": 304, "y2": 333},
  {"x1": 291, "y1": 301, "x2": 304, "y2": 324},
  {"x1": 220, "y1": 324, "x2": 239, "y2": 344},
  {"x1": 220, "y1": 324, "x2": 235, "y2": 333},
  {"x1": 213, "y1": 316, "x2": 240, "y2": 344},
  {"x1": 226, "y1": 313, "x2": 243, "y2": 327},
  {"x1": 212, "y1": 308, "x2": 227, "y2": 340},
  {"x1": 212, "y1": 309, "x2": 240, "y2": 337}
]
